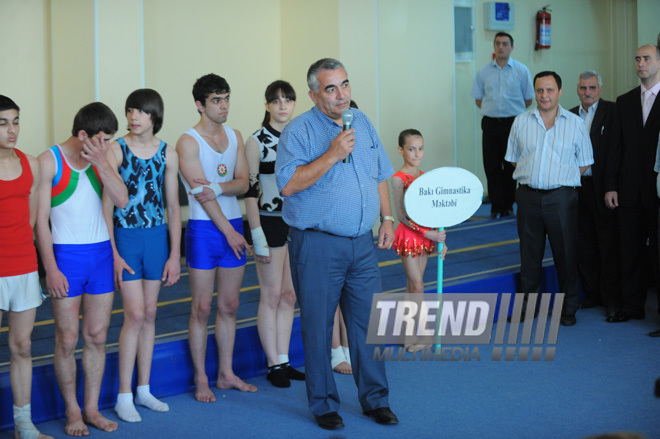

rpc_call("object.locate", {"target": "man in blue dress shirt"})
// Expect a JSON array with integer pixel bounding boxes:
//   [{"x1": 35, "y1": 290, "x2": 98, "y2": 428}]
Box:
[
  {"x1": 276, "y1": 58, "x2": 398, "y2": 430},
  {"x1": 472, "y1": 32, "x2": 534, "y2": 219},
  {"x1": 505, "y1": 71, "x2": 594, "y2": 327}
]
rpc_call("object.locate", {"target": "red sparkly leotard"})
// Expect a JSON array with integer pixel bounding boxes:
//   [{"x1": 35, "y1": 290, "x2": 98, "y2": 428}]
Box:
[{"x1": 392, "y1": 170, "x2": 435, "y2": 257}]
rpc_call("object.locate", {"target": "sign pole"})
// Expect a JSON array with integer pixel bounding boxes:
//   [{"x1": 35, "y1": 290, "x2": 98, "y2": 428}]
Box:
[
  {"x1": 435, "y1": 228, "x2": 444, "y2": 354},
  {"x1": 402, "y1": 167, "x2": 483, "y2": 354}
]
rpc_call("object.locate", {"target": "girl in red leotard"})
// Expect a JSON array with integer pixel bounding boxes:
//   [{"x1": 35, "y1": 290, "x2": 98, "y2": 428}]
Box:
[{"x1": 391, "y1": 129, "x2": 447, "y2": 352}]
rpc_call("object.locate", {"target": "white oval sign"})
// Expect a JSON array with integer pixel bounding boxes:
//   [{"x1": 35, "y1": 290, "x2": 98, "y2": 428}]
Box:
[{"x1": 404, "y1": 167, "x2": 483, "y2": 228}]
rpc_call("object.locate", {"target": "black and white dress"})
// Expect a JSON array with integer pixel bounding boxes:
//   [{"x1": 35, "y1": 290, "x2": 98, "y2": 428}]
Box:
[{"x1": 246, "y1": 123, "x2": 288, "y2": 247}]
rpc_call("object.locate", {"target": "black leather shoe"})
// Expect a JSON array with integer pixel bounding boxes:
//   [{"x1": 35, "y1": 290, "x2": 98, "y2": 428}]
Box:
[
  {"x1": 315, "y1": 412, "x2": 344, "y2": 430},
  {"x1": 606, "y1": 312, "x2": 629, "y2": 323},
  {"x1": 649, "y1": 329, "x2": 660, "y2": 337},
  {"x1": 364, "y1": 407, "x2": 399, "y2": 425},
  {"x1": 489, "y1": 212, "x2": 502, "y2": 219},
  {"x1": 560, "y1": 314, "x2": 577, "y2": 326}
]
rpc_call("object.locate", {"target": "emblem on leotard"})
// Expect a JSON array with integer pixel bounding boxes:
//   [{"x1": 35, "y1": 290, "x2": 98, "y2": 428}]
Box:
[{"x1": 217, "y1": 164, "x2": 227, "y2": 177}]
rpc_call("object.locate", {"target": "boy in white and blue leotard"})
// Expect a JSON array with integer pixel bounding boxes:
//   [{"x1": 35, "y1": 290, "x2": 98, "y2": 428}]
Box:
[
  {"x1": 182, "y1": 126, "x2": 246, "y2": 269},
  {"x1": 176, "y1": 73, "x2": 256, "y2": 402},
  {"x1": 36, "y1": 102, "x2": 128, "y2": 436}
]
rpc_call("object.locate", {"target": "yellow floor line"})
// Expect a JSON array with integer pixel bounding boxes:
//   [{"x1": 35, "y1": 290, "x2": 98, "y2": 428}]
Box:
[
  {"x1": 0, "y1": 237, "x2": 521, "y2": 335},
  {"x1": 449, "y1": 218, "x2": 516, "y2": 231},
  {"x1": 1, "y1": 256, "x2": 553, "y2": 368}
]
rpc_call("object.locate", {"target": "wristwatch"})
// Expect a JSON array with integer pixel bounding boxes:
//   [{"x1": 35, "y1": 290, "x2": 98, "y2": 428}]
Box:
[{"x1": 380, "y1": 215, "x2": 395, "y2": 223}]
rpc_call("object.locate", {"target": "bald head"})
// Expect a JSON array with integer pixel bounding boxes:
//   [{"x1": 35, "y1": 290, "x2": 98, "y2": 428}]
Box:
[{"x1": 635, "y1": 45, "x2": 660, "y2": 87}]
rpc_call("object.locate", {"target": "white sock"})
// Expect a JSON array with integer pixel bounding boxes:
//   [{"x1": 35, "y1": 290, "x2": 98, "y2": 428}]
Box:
[
  {"x1": 331, "y1": 347, "x2": 347, "y2": 369},
  {"x1": 115, "y1": 392, "x2": 142, "y2": 422},
  {"x1": 135, "y1": 385, "x2": 169, "y2": 412},
  {"x1": 277, "y1": 354, "x2": 289, "y2": 365},
  {"x1": 342, "y1": 346, "x2": 351, "y2": 366},
  {"x1": 13, "y1": 404, "x2": 40, "y2": 439}
]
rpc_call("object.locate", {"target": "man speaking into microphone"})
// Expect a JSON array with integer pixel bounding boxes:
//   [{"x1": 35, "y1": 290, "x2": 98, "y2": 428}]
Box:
[{"x1": 276, "y1": 58, "x2": 398, "y2": 430}]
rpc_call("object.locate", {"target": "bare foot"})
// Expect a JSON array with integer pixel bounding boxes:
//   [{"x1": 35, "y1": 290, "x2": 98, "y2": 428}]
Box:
[
  {"x1": 82, "y1": 411, "x2": 118, "y2": 433},
  {"x1": 194, "y1": 384, "x2": 217, "y2": 403},
  {"x1": 333, "y1": 361, "x2": 353, "y2": 374},
  {"x1": 63, "y1": 411, "x2": 89, "y2": 437},
  {"x1": 216, "y1": 374, "x2": 258, "y2": 392}
]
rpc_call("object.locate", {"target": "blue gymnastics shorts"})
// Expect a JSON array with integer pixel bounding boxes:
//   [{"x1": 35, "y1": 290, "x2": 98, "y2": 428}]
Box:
[
  {"x1": 53, "y1": 240, "x2": 114, "y2": 296},
  {"x1": 115, "y1": 224, "x2": 169, "y2": 281},
  {"x1": 185, "y1": 218, "x2": 247, "y2": 269}
]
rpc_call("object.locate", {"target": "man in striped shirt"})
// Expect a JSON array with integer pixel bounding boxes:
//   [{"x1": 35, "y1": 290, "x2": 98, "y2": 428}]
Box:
[{"x1": 505, "y1": 71, "x2": 594, "y2": 327}]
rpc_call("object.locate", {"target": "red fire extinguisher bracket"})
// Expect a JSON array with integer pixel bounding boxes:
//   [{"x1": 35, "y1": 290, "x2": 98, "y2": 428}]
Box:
[{"x1": 536, "y1": 6, "x2": 551, "y2": 50}]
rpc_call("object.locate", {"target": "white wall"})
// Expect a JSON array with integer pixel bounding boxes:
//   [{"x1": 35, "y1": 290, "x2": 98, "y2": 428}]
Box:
[
  {"x1": 3, "y1": 0, "x2": 658, "y2": 192},
  {"x1": 0, "y1": 1, "x2": 51, "y2": 154},
  {"x1": 637, "y1": 0, "x2": 660, "y2": 47}
]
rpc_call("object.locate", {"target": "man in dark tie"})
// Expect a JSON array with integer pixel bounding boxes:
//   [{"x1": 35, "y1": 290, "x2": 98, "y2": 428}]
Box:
[
  {"x1": 569, "y1": 71, "x2": 622, "y2": 321},
  {"x1": 605, "y1": 44, "x2": 660, "y2": 330}
]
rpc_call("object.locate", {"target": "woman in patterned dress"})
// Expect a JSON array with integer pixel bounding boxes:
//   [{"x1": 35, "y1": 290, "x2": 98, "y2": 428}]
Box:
[{"x1": 245, "y1": 81, "x2": 305, "y2": 388}]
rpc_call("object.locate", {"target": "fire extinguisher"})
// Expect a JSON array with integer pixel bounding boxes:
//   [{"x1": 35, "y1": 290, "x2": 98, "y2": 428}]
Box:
[{"x1": 536, "y1": 6, "x2": 551, "y2": 50}]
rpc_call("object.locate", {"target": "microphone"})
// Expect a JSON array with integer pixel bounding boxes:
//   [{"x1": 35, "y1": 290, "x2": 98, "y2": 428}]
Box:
[{"x1": 342, "y1": 109, "x2": 354, "y2": 164}]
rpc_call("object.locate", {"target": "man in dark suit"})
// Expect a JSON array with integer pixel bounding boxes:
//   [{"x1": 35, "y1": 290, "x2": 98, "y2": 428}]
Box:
[
  {"x1": 570, "y1": 71, "x2": 622, "y2": 322},
  {"x1": 605, "y1": 45, "x2": 660, "y2": 330}
]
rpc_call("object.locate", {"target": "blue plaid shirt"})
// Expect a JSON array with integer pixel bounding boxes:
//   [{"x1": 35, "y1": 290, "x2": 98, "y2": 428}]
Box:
[{"x1": 276, "y1": 106, "x2": 394, "y2": 237}]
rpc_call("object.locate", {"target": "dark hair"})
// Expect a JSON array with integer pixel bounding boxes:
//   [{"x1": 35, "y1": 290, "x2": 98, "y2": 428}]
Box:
[
  {"x1": 0, "y1": 95, "x2": 19, "y2": 113},
  {"x1": 398, "y1": 128, "x2": 423, "y2": 148},
  {"x1": 262, "y1": 80, "x2": 297, "y2": 126},
  {"x1": 307, "y1": 58, "x2": 346, "y2": 92},
  {"x1": 125, "y1": 88, "x2": 164, "y2": 134},
  {"x1": 534, "y1": 71, "x2": 562, "y2": 90},
  {"x1": 71, "y1": 102, "x2": 118, "y2": 137},
  {"x1": 494, "y1": 32, "x2": 513, "y2": 46},
  {"x1": 192, "y1": 74, "x2": 230, "y2": 108}
]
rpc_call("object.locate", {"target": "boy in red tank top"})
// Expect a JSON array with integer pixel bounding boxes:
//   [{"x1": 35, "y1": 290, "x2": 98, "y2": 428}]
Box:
[{"x1": 0, "y1": 95, "x2": 53, "y2": 439}]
